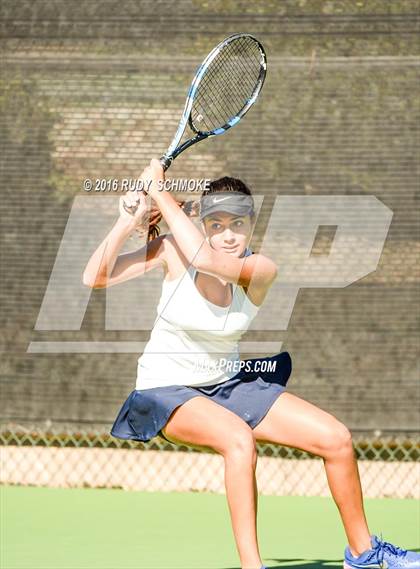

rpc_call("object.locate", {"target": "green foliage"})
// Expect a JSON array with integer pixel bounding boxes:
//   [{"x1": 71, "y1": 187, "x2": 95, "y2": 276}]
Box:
[
  {"x1": 0, "y1": 73, "x2": 81, "y2": 204},
  {"x1": 0, "y1": 74, "x2": 54, "y2": 146}
]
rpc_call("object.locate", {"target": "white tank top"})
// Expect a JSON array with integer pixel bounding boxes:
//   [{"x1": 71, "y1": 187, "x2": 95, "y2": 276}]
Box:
[{"x1": 136, "y1": 250, "x2": 260, "y2": 390}]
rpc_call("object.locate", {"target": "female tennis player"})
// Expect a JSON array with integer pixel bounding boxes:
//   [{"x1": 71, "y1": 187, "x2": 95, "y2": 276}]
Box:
[{"x1": 83, "y1": 159, "x2": 419, "y2": 569}]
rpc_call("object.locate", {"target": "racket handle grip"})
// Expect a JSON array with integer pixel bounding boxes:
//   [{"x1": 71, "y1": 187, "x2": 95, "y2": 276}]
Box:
[{"x1": 159, "y1": 155, "x2": 173, "y2": 172}]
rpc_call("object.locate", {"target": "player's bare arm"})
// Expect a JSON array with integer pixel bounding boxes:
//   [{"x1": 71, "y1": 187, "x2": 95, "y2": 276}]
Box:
[{"x1": 143, "y1": 159, "x2": 277, "y2": 295}]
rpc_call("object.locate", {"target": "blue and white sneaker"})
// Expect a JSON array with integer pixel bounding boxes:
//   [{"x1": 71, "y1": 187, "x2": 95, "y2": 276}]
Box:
[{"x1": 344, "y1": 535, "x2": 420, "y2": 568}]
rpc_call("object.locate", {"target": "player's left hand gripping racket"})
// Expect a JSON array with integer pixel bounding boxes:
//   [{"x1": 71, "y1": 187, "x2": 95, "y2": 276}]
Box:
[{"x1": 123, "y1": 32, "x2": 267, "y2": 215}]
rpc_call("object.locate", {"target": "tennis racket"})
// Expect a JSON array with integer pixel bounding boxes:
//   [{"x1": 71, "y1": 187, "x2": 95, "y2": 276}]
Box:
[
  {"x1": 159, "y1": 32, "x2": 267, "y2": 171},
  {"x1": 123, "y1": 32, "x2": 267, "y2": 215}
]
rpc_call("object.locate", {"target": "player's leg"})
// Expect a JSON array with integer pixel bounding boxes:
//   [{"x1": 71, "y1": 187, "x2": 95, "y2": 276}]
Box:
[
  {"x1": 252, "y1": 392, "x2": 372, "y2": 558},
  {"x1": 162, "y1": 396, "x2": 263, "y2": 569}
]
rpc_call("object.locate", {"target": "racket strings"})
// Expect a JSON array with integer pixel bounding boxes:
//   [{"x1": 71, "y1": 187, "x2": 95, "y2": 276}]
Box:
[
  {"x1": 193, "y1": 42, "x2": 260, "y2": 130},
  {"x1": 195, "y1": 53, "x2": 257, "y2": 126},
  {"x1": 193, "y1": 64, "x2": 255, "y2": 132},
  {"x1": 191, "y1": 36, "x2": 263, "y2": 133},
  {"x1": 202, "y1": 39, "x2": 259, "y2": 100}
]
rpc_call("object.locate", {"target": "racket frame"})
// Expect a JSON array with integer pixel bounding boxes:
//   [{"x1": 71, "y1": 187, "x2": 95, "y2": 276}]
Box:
[{"x1": 159, "y1": 32, "x2": 267, "y2": 171}]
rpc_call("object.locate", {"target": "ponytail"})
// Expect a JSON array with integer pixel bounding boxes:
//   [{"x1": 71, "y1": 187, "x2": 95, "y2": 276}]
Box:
[{"x1": 144, "y1": 199, "x2": 199, "y2": 243}]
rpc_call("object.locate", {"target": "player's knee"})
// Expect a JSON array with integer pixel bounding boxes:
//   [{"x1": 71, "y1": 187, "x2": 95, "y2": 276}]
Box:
[
  {"x1": 223, "y1": 425, "x2": 257, "y2": 462},
  {"x1": 320, "y1": 422, "x2": 353, "y2": 458}
]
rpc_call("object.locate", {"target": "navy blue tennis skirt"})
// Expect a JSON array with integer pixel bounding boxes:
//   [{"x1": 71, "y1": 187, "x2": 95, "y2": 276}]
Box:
[{"x1": 111, "y1": 351, "x2": 292, "y2": 443}]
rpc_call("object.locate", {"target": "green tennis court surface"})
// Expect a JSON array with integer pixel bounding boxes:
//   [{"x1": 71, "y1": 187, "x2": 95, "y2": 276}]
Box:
[{"x1": 2, "y1": 485, "x2": 419, "y2": 569}]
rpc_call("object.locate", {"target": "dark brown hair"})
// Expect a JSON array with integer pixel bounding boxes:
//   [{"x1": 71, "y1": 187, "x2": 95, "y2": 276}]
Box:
[
  {"x1": 203, "y1": 176, "x2": 253, "y2": 198},
  {"x1": 145, "y1": 176, "x2": 253, "y2": 242},
  {"x1": 145, "y1": 203, "x2": 163, "y2": 242}
]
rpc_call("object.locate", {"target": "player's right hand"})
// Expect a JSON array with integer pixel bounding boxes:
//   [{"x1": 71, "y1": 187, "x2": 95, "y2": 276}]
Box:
[{"x1": 119, "y1": 190, "x2": 149, "y2": 227}]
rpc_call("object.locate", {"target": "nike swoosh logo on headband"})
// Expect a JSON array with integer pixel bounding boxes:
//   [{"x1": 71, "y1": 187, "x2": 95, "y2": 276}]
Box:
[{"x1": 213, "y1": 196, "x2": 233, "y2": 203}]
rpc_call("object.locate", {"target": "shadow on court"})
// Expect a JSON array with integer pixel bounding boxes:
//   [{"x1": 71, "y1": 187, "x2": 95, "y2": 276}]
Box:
[
  {"x1": 222, "y1": 562, "x2": 342, "y2": 569},
  {"x1": 224, "y1": 550, "x2": 420, "y2": 568},
  {"x1": 263, "y1": 561, "x2": 341, "y2": 568},
  {"x1": 258, "y1": 548, "x2": 420, "y2": 568}
]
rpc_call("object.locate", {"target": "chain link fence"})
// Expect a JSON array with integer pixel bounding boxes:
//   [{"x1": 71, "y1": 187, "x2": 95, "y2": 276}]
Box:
[{"x1": 1, "y1": 422, "x2": 418, "y2": 499}]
